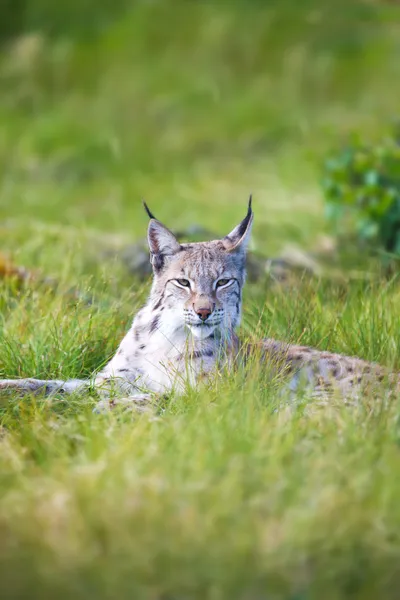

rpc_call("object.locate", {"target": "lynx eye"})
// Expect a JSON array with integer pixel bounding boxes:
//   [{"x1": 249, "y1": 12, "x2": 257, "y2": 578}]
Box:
[
  {"x1": 216, "y1": 279, "x2": 231, "y2": 288},
  {"x1": 176, "y1": 278, "x2": 191, "y2": 288}
]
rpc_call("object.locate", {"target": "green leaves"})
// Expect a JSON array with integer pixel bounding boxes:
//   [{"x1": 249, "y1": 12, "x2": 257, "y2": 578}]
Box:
[{"x1": 322, "y1": 127, "x2": 400, "y2": 258}]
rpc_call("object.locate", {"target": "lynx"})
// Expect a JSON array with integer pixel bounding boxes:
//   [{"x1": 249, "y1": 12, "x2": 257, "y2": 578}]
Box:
[{"x1": 0, "y1": 198, "x2": 397, "y2": 408}]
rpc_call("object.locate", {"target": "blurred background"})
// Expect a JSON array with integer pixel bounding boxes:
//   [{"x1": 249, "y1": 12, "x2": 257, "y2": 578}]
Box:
[{"x1": 0, "y1": 0, "x2": 400, "y2": 276}]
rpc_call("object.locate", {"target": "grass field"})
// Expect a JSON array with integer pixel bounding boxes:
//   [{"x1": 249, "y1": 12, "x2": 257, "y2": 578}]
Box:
[{"x1": 2, "y1": 1, "x2": 400, "y2": 598}]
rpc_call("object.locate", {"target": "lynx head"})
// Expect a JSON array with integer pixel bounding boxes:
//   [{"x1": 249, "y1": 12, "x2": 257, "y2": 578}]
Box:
[{"x1": 144, "y1": 197, "x2": 253, "y2": 340}]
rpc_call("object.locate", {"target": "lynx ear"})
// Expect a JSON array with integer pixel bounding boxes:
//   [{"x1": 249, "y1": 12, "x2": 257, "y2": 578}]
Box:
[
  {"x1": 222, "y1": 195, "x2": 254, "y2": 252},
  {"x1": 143, "y1": 201, "x2": 181, "y2": 271}
]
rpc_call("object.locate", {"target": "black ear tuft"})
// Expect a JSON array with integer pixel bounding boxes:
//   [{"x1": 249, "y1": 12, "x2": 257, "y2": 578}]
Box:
[
  {"x1": 235, "y1": 194, "x2": 253, "y2": 239},
  {"x1": 143, "y1": 200, "x2": 157, "y2": 220},
  {"x1": 222, "y1": 194, "x2": 254, "y2": 252}
]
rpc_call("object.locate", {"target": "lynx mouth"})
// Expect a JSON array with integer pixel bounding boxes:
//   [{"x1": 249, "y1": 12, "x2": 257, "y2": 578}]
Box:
[{"x1": 185, "y1": 319, "x2": 222, "y2": 329}]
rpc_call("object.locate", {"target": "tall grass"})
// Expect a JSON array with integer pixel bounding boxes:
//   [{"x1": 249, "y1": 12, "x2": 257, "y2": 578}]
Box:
[{"x1": 1, "y1": 1, "x2": 400, "y2": 598}]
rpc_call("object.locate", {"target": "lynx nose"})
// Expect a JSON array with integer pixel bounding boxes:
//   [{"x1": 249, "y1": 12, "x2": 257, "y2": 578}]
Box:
[{"x1": 196, "y1": 307, "x2": 212, "y2": 322}]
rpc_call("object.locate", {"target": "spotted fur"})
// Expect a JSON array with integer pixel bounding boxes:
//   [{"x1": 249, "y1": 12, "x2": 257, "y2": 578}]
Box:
[{"x1": 0, "y1": 197, "x2": 398, "y2": 406}]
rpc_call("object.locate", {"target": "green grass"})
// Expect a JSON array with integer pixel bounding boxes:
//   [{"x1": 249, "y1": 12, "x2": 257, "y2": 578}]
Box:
[{"x1": 1, "y1": 1, "x2": 400, "y2": 598}]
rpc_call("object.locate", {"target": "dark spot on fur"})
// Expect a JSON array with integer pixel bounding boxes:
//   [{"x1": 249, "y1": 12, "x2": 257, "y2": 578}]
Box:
[
  {"x1": 139, "y1": 344, "x2": 146, "y2": 350},
  {"x1": 150, "y1": 315, "x2": 160, "y2": 334},
  {"x1": 291, "y1": 354, "x2": 304, "y2": 363},
  {"x1": 153, "y1": 292, "x2": 164, "y2": 310},
  {"x1": 152, "y1": 253, "x2": 165, "y2": 272},
  {"x1": 118, "y1": 369, "x2": 129, "y2": 373},
  {"x1": 326, "y1": 359, "x2": 338, "y2": 369},
  {"x1": 134, "y1": 330, "x2": 140, "y2": 342},
  {"x1": 191, "y1": 349, "x2": 214, "y2": 359},
  {"x1": 331, "y1": 366, "x2": 340, "y2": 378}
]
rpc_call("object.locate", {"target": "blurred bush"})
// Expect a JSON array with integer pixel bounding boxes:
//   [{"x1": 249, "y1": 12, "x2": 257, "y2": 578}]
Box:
[
  {"x1": 322, "y1": 125, "x2": 400, "y2": 258},
  {"x1": 0, "y1": 0, "x2": 379, "y2": 44},
  {"x1": 0, "y1": 0, "x2": 131, "y2": 41}
]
